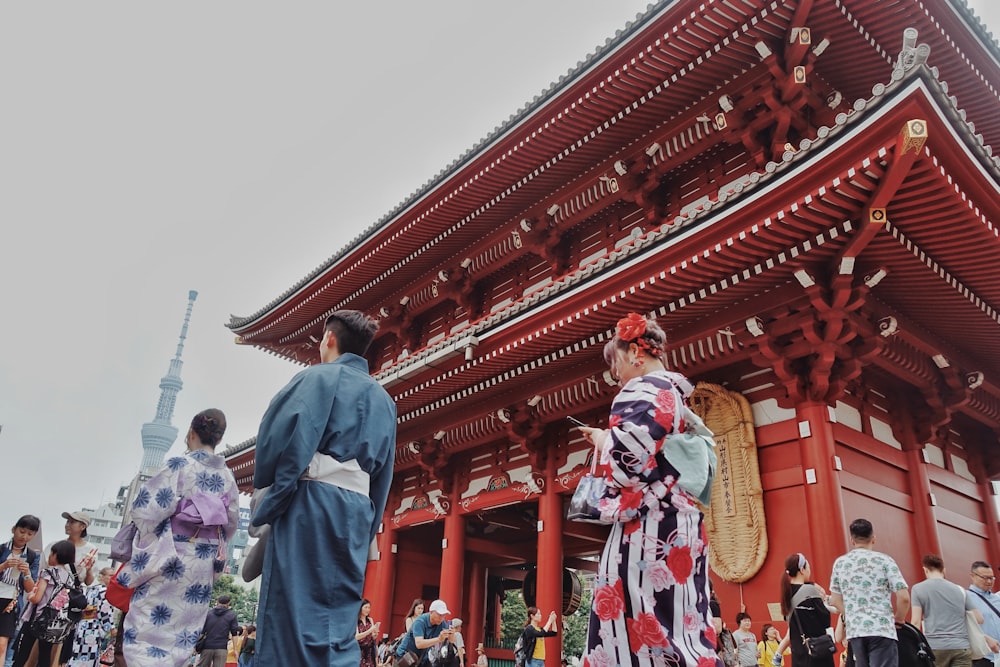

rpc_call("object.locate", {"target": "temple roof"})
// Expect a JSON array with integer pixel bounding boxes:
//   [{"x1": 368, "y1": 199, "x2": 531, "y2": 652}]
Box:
[{"x1": 225, "y1": 0, "x2": 1000, "y2": 478}]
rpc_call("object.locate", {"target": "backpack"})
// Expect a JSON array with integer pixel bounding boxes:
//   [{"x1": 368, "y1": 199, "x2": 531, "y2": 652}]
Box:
[
  {"x1": 513, "y1": 629, "x2": 529, "y2": 667},
  {"x1": 896, "y1": 622, "x2": 935, "y2": 667},
  {"x1": 717, "y1": 628, "x2": 737, "y2": 667}
]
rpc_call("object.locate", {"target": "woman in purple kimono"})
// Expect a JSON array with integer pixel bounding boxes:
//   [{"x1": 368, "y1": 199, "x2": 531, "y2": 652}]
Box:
[
  {"x1": 118, "y1": 409, "x2": 240, "y2": 667},
  {"x1": 577, "y1": 314, "x2": 720, "y2": 667}
]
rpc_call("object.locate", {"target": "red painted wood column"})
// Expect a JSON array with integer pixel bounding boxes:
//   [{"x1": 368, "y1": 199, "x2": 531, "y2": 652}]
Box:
[
  {"x1": 466, "y1": 559, "x2": 486, "y2": 653},
  {"x1": 976, "y1": 474, "x2": 1000, "y2": 566},
  {"x1": 537, "y1": 454, "x2": 564, "y2": 667},
  {"x1": 440, "y1": 510, "x2": 466, "y2": 614},
  {"x1": 796, "y1": 402, "x2": 848, "y2": 580},
  {"x1": 372, "y1": 522, "x2": 398, "y2": 636},
  {"x1": 899, "y1": 438, "x2": 942, "y2": 559}
]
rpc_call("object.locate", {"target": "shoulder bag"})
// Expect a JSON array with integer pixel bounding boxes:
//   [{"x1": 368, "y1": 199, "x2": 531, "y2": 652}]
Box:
[
  {"x1": 567, "y1": 450, "x2": 612, "y2": 524},
  {"x1": 789, "y1": 586, "x2": 836, "y2": 658},
  {"x1": 110, "y1": 521, "x2": 137, "y2": 563}
]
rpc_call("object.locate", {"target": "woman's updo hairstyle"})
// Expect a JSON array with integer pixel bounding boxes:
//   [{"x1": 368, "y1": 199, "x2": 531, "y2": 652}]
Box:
[
  {"x1": 603, "y1": 313, "x2": 667, "y2": 366},
  {"x1": 191, "y1": 408, "x2": 227, "y2": 447}
]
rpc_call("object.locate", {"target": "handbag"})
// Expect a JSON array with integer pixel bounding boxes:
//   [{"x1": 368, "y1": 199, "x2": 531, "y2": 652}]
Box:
[
  {"x1": 788, "y1": 586, "x2": 835, "y2": 658},
  {"x1": 105, "y1": 563, "x2": 135, "y2": 612},
  {"x1": 395, "y1": 651, "x2": 419, "y2": 667},
  {"x1": 567, "y1": 451, "x2": 612, "y2": 524},
  {"x1": 968, "y1": 610, "x2": 990, "y2": 660},
  {"x1": 194, "y1": 630, "x2": 207, "y2": 653},
  {"x1": 802, "y1": 633, "x2": 836, "y2": 657},
  {"x1": 110, "y1": 521, "x2": 137, "y2": 562},
  {"x1": 99, "y1": 643, "x2": 116, "y2": 665}
]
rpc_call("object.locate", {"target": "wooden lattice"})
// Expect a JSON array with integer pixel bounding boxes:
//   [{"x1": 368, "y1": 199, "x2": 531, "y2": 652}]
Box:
[{"x1": 690, "y1": 382, "x2": 768, "y2": 583}]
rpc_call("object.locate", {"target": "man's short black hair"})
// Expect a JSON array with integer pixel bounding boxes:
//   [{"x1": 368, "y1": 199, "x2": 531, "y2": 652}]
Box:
[
  {"x1": 849, "y1": 518, "x2": 874, "y2": 541},
  {"x1": 972, "y1": 560, "x2": 993, "y2": 571},
  {"x1": 324, "y1": 310, "x2": 379, "y2": 356},
  {"x1": 218, "y1": 594, "x2": 231, "y2": 606},
  {"x1": 921, "y1": 554, "x2": 944, "y2": 571}
]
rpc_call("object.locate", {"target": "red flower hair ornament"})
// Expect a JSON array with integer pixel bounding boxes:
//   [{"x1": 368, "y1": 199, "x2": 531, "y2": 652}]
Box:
[
  {"x1": 616, "y1": 313, "x2": 647, "y2": 341},
  {"x1": 615, "y1": 313, "x2": 663, "y2": 358}
]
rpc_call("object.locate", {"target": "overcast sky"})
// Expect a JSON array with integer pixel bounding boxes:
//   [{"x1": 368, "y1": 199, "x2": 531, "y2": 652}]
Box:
[{"x1": 2, "y1": 1, "x2": 998, "y2": 545}]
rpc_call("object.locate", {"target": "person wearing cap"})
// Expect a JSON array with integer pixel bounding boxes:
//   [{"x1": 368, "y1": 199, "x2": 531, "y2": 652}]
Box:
[
  {"x1": 396, "y1": 600, "x2": 454, "y2": 666},
  {"x1": 449, "y1": 619, "x2": 465, "y2": 667},
  {"x1": 58, "y1": 511, "x2": 97, "y2": 586}
]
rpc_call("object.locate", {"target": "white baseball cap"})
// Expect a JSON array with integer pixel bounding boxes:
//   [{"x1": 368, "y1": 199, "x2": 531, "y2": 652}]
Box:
[{"x1": 429, "y1": 599, "x2": 451, "y2": 615}]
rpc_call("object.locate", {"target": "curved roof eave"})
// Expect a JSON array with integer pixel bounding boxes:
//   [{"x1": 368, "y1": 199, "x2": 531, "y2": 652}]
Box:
[{"x1": 227, "y1": 0, "x2": 673, "y2": 333}]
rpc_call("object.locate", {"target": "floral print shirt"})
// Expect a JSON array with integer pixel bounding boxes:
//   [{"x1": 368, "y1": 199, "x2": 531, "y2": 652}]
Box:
[{"x1": 830, "y1": 548, "x2": 907, "y2": 640}]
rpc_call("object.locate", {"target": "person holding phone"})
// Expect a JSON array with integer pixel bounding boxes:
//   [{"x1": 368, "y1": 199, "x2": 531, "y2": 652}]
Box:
[
  {"x1": 357, "y1": 599, "x2": 380, "y2": 667},
  {"x1": 576, "y1": 313, "x2": 719, "y2": 667}
]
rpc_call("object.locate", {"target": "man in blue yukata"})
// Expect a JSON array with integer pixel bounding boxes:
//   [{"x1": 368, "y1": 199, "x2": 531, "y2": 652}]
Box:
[{"x1": 251, "y1": 310, "x2": 397, "y2": 665}]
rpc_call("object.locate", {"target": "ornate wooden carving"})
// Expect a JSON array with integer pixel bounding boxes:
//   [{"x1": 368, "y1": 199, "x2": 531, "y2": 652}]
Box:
[{"x1": 746, "y1": 275, "x2": 886, "y2": 407}]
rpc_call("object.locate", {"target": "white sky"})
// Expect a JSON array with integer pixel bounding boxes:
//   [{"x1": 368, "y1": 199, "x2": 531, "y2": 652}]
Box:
[{"x1": 2, "y1": 1, "x2": 998, "y2": 545}]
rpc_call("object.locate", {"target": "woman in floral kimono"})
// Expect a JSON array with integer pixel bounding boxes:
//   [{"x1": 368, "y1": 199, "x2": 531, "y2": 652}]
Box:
[
  {"x1": 577, "y1": 314, "x2": 721, "y2": 667},
  {"x1": 117, "y1": 409, "x2": 240, "y2": 667}
]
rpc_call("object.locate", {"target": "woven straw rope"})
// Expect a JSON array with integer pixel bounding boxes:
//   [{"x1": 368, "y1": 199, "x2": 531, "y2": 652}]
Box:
[{"x1": 691, "y1": 382, "x2": 768, "y2": 583}]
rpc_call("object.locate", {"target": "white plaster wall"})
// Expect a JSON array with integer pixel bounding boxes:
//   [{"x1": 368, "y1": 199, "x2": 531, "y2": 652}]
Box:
[{"x1": 750, "y1": 398, "x2": 795, "y2": 426}]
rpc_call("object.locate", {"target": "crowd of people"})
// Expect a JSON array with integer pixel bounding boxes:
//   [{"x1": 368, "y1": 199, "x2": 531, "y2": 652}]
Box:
[{"x1": 4, "y1": 310, "x2": 998, "y2": 667}]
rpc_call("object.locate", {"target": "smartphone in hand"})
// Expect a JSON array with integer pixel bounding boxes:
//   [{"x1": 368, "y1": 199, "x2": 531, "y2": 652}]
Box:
[{"x1": 566, "y1": 416, "x2": 588, "y2": 428}]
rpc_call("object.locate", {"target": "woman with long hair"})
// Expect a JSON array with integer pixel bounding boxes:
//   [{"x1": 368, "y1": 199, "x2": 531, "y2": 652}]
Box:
[
  {"x1": 356, "y1": 599, "x2": 380, "y2": 667},
  {"x1": 778, "y1": 553, "x2": 833, "y2": 667},
  {"x1": 404, "y1": 599, "x2": 424, "y2": 633},
  {"x1": 577, "y1": 313, "x2": 720, "y2": 667},
  {"x1": 519, "y1": 607, "x2": 558, "y2": 667},
  {"x1": 117, "y1": 409, "x2": 240, "y2": 667}
]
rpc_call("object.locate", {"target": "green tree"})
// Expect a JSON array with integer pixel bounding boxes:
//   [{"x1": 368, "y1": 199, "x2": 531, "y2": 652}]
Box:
[
  {"x1": 561, "y1": 587, "x2": 591, "y2": 660},
  {"x1": 211, "y1": 574, "x2": 260, "y2": 624},
  {"x1": 499, "y1": 582, "x2": 592, "y2": 658},
  {"x1": 501, "y1": 589, "x2": 528, "y2": 647}
]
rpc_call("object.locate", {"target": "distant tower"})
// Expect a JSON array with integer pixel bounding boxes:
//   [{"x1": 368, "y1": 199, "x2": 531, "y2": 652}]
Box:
[{"x1": 139, "y1": 290, "x2": 198, "y2": 475}]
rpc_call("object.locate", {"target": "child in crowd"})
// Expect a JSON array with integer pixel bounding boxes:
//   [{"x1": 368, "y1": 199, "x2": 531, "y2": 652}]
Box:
[
  {"x1": 732, "y1": 613, "x2": 758, "y2": 667},
  {"x1": 0, "y1": 516, "x2": 41, "y2": 662}
]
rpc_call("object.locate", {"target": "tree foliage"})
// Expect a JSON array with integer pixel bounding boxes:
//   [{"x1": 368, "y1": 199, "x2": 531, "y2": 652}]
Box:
[
  {"x1": 211, "y1": 574, "x2": 260, "y2": 625},
  {"x1": 499, "y1": 581, "x2": 592, "y2": 659},
  {"x1": 561, "y1": 586, "x2": 591, "y2": 660},
  {"x1": 501, "y1": 589, "x2": 528, "y2": 647}
]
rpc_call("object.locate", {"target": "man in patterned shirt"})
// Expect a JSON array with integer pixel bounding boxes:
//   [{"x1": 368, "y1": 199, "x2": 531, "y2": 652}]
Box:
[{"x1": 829, "y1": 518, "x2": 911, "y2": 667}]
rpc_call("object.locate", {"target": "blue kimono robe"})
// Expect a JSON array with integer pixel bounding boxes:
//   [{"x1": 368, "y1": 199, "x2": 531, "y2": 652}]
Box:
[{"x1": 252, "y1": 353, "x2": 396, "y2": 666}]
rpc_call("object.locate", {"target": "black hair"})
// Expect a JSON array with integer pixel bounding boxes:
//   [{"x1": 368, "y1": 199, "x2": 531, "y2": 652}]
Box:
[
  {"x1": 972, "y1": 560, "x2": 992, "y2": 571},
  {"x1": 406, "y1": 598, "x2": 424, "y2": 619},
  {"x1": 849, "y1": 518, "x2": 874, "y2": 542},
  {"x1": 736, "y1": 611, "x2": 751, "y2": 624},
  {"x1": 14, "y1": 515, "x2": 40, "y2": 532},
  {"x1": 191, "y1": 409, "x2": 227, "y2": 447},
  {"x1": 324, "y1": 310, "x2": 379, "y2": 356},
  {"x1": 922, "y1": 554, "x2": 944, "y2": 571},
  {"x1": 359, "y1": 598, "x2": 371, "y2": 619},
  {"x1": 50, "y1": 540, "x2": 76, "y2": 565}
]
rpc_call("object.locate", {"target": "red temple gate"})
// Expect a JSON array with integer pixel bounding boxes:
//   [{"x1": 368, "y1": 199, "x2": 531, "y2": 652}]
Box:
[{"x1": 225, "y1": 0, "x2": 1000, "y2": 662}]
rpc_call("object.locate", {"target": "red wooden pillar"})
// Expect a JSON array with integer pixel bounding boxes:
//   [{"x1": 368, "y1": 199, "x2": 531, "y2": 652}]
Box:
[
  {"x1": 440, "y1": 511, "x2": 466, "y2": 614},
  {"x1": 796, "y1": 402, "x2": 848, "y2": 579},
  {"x1": 373, "y1": 522, "x2": 398, "y2": 636},
  {"x1": 900, "y1": 441, "x2": 942, "y2": 558},
  {"x1": 467, "y1": 559, "x2": 486, "y2": 653},
  {"x1": 537, "y1": 456, "x2": 564, "y2": 667},
  {"x1": 978, "y1": 477, "x2": 1000, "y2": 566}
]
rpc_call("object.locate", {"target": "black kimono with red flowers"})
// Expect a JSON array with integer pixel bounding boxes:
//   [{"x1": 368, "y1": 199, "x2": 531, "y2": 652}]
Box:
[{"x1": 582, "y1": 371, "x2": 721, "y2": 667}]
